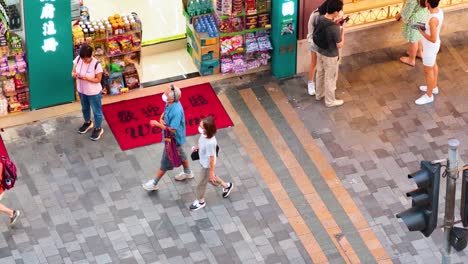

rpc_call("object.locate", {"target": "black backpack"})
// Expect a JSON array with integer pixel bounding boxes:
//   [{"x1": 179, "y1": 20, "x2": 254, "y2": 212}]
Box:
[{"x1": 312, "y1": 16, "x2": 336, "y2": 50}]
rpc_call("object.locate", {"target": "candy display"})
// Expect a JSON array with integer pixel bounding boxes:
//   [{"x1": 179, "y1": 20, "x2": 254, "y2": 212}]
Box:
[
  {"x1": 188, "y1": 0, "x2": 272, "y2": 76},
  {"x1": 0, "y1": 29, "x2": 29, "y2": 114},
  {"x1": 72, "y1": 8, "x2": 142, "y2": 96}
]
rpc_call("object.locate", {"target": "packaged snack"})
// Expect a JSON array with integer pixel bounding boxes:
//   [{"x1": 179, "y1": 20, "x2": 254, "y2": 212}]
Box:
[
  {"x1": 257, "y1": 0, "x2": 269, "y2": 13},
  {"x1": 232, "y1": 0, "x2": 243, "y2": 14},
  {"x1": 123, "y1": 53, "x2": 139, "y2": 65},
  {"x1": 231, "y1": 35, "x2": 243, "y2": 50},
  {"x1": 246, "y1": 0, "x2": 257, "y2": 14},
  {"x1": 220, "y1": 56, "x2": 233, "y2": 74},
  {"x1": 221, "y1": 0, "x2": 232, "y2": 15},
  {"x1": 245, "y1": 38, "x2": 259, "y2": 53},
  {"x1": 123, "y1": 63, "x2": 137, "y2": 75},
  {"x1": 258, "y1": 13, "x2": 270, "y2": 27},
  {"x1": 131, "y1": 34, "x2": 141, "y2": 50},
  {"x1": 230, "y1": 17, "x2": 244, "y2": 32},
  {"x1": 232, "y1": 54, "x2": 246, "y2": 74},
  {"x1": 108, "y1": 72, "x2": 124, "y2": 95},
  {"x1": 94, "y1": 42, "x2": 105, "y2": 56},
  {"x1": 124, "y1": 72, "x2": 140, "y2": 89},
  {"x1": 14, "y1": 73, "x2": 26, "y2": 88},
  {"x1": 119, "y1": 36, "x2": 133, "y2": 52},
  {"x1": 257, "y1": 36, "x2": 272, "y2": 51},
  {"x1": 109, "y1": 57, "x2": 125, "y2": 73},
  {"x1": 107, "y1": 38, "x2": 121, "y2": 56},
  {"x1": 220, "y1": 37, "x2": 233, "y2": 54},
  {"x1": 2, "y1": 78, "x2": 15, "y2": 93},
  {"x1": 218, "y1": 18, "x2": 231, "y2": 33}
]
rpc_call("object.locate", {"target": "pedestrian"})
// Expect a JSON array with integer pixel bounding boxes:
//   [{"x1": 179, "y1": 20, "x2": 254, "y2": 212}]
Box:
[
  {"x1": 415, "y1": 0, "x2": 443, "y2": 105},
  {"x1": 142, "y1": 85, "x2": 193, "y2": 191},
  {"x1": 315, "y1": 0, "x2": 346, "y2": 107},
  {"x1": 396, "y1": 0, "x2": 429, "y2": 67},
  {"x1": 0, "y1": 162, "x2": 20, "y2": 226},
  {"x1": 189, "y1": 116, "x2": 233, "y2": 211},
  {"x1": 72, "y1": 44, "x2": 105, "y2": 141},
  {"x1": 306, "y1": 0, "x2": 343, "y2": 96}
]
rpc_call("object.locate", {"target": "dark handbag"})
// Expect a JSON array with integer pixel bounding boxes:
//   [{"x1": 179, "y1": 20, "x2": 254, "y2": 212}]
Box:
[
  {"x1": 191, "y1": 145, "x2": 220, "y2": 161},
  {"x1": 164, "y1": 129, "x2": 182, "y2": 167}
]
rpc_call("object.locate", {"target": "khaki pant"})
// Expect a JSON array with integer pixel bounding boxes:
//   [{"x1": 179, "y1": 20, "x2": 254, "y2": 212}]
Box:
[
  {"x1": 316, "y1": 53, "x2": 340, "y2": 106},
  {"x1": 196, "y1": 168, "x2": 226, "y2": 200}
]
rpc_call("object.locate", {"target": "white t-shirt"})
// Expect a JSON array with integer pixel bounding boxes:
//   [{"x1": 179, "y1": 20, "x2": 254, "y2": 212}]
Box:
[
  {"x1": 73, "y1": 56, "x2": 103, "y2": 96},
  {"x1": 198, "y1": 135, "x2": 217, "y2": 169}
]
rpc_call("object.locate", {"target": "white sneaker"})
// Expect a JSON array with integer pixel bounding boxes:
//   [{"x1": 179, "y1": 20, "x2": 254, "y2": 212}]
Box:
[
  {"x1": 142, "y1": 179, "x2": 159, "y2": 191},
  {"x1": 189, "y1": 200, "x2": 206, "y2": 211},
  {"x1": 415, "y1": 94, "x2": 434, "y2": 105},
  {"x1": 419, "y1": 85, "x2": 439, "y2": 95},
  {"x1": 174, "y1": 171, "x2": 194, "y2": 181},
  {"x1": 326, "y1": 99, "x2": 344, "y2": 107},
  {"x1": 307, "y1": 81, "x2": 316, "y2": 96}
]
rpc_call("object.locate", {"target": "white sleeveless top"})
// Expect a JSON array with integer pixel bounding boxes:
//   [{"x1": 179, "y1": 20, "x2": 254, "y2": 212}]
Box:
[{"x1": 423, "y1": 8, "x2": 444, "y2": 46}]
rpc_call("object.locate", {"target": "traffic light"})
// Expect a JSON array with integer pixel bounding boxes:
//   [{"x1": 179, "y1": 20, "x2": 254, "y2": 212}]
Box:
[
  {"x1": 397, "y1": 160, "x2": 441, "y2": 237},
  {"x1": 461, "y1": 167, "x2": 468, "y2": 227}
]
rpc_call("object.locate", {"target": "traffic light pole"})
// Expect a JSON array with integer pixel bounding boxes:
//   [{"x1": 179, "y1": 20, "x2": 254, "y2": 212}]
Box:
[{"x1": 442, "y1": 139, "x2": 460, "y2": 264}]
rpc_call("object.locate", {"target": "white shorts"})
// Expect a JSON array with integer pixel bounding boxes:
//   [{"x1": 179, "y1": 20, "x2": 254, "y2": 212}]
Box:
[{"x1": 422, "y1": 42, "x2": 440, "y2": 67}]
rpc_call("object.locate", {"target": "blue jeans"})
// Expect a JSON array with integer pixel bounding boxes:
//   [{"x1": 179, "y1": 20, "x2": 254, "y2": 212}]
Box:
[{"x1": 79, "y1": 92, "x2": 103, "y2": 128}]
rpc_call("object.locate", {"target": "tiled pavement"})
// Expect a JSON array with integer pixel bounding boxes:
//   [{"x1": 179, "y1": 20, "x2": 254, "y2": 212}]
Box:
[
  {"x1": 1, "y1": 11, "x2": 468, "y2": 264},
  {"x1": 0, "y1": 112, "x2": 313, "y2": 264}
]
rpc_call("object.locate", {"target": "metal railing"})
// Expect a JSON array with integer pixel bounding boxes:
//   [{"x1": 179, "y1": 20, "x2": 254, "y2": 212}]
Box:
[{"x1": 345, "y1": 0, "x2": 468, "y2": 27}]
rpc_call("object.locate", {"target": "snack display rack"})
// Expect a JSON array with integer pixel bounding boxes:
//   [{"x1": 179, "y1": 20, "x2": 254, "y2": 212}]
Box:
[
  {"x1": 72, "y1": 10, "x2": 142, "y2": 96},
  {"x1": 0, "y1": 5, "x2": 29, "y2": 116},
  {"x1": 185, "y1": 0, "x2": 273, "y2": 76}
]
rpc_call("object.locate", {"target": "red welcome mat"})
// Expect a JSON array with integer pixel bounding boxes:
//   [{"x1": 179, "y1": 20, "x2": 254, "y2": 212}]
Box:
[
  {"x1": 0, "y1": 134, "x2": 8, "y2": 158},
  {"x1": 103, "y1": 83, "x2": 233, "y2": 150}
]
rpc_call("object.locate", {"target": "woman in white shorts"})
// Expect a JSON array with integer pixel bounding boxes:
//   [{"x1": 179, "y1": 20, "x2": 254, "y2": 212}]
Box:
[{"x1": 415, "y1": 0, "x2": 444, "y2": 105}]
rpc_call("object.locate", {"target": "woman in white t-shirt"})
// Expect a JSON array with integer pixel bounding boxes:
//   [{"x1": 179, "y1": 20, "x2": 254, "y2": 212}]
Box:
[
  {"x1": 189, "y1": 116, "x2": 233, "y2": 211},
  {"x1": 415, "y1": 0, "x2": 443, "y2": 105},
  {"x1": 72, "y1": 44, "x2": 105, "y2": 140}
]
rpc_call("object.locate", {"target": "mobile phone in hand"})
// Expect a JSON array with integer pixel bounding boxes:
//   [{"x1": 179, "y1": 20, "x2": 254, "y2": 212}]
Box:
[
  {"x1": 339, "y1": 16, "x2": 350, "y2": 25},
  {"x1": 411, "y1": 22, "x2": 426, "y2": 31}
]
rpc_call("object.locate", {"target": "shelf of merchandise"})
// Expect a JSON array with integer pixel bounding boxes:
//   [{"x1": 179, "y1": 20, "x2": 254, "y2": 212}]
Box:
[
  {"x1": 107, "y1": 49, "x2": 141, "y2": 59},
  {"x1": 73, "y1": 26, "x2": 143, "y2": 95},
  {"x1": 219, "y1": 26, "x2": 270, "y2": 37}
]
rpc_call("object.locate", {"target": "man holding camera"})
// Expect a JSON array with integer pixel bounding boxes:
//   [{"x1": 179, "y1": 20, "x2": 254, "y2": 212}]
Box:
[{"x1": 314, "y1": 0, "x2": 346, "y2": 107}]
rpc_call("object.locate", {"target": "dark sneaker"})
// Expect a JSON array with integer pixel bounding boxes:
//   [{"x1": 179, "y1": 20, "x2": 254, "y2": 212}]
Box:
[
  {"x1": 90, "y1": 128, "x2": 104, "y2": 141},
  {"x1": 10, "y1": 210, "x2": 20, "y2": 226},
  {"x1": 189, "y1": 200, "x2": 206, "y2": 211},
  {"x1": 222, "y1": 183, "x2": 233, "y2": 198},
  {"x1": 78, "y1": 121, "x2": 94, "y2": 134}
]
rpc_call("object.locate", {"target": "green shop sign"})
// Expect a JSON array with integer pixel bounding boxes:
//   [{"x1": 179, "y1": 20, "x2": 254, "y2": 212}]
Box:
[{"x1": 24, "y1": 0, "x2": 74, "y2": 109}]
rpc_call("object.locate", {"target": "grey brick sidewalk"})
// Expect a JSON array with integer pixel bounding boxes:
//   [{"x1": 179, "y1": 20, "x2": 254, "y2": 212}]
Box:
[
  {"x1": 0, "y1": 113, "x2": 310, "y2": 264},
  {"x1": 283, "y1": 25, "x2": 468, "y2": 263}
]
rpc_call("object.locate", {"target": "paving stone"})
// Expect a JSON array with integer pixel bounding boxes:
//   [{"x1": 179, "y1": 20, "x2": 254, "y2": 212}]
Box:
[{"x1": 2, "y1": 15, "x2": 468, "y2": 264}]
